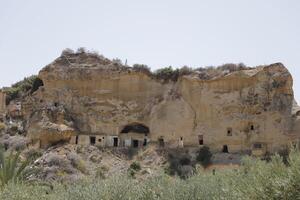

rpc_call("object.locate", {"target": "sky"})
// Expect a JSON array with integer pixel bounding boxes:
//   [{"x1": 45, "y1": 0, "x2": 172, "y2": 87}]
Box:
[{"x1": 0, "y1": 0, "x2": 299, "y2": 102}]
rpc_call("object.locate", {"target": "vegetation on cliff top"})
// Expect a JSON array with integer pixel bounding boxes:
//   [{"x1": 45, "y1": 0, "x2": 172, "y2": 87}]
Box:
[
  {"x1": 4, "y1": 75, "x2": 43, "y2": 105},
  {"x1": 59, "y1": 47, "x2": 252, "y2": 82}
]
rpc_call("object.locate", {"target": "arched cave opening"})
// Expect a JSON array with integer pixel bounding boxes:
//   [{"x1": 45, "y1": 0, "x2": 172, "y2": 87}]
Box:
[
  {"x1": 120, "y1": 123, "x2": 150, "y2": 134},
  {"x1": 121, "y1": 123, "x2": 150, "y2": 148}
]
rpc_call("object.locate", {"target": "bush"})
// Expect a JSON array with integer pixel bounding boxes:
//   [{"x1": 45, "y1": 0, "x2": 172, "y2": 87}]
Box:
[
  {"x1": 112, "y1": 58, "x2": 122, "y2": 65},
  {"x1": 5, "y1": 88, "x2": 20, "y2": 105},
  {"x1": 153, "y1": 65, "x2": 197, "y2": 82},
  {"x1": 76, "y1": 47, "x2": 86, "y2": 54},
  {"x1": 46, "y1": 153, "x2": 67, "y2": 167},
  {"x1": 67, "y1": 153, "x2": 87, "y2": 174},
  {"x1": 154, "y1": 66, "x2": 179, "y2": 82},
  {"x1": 132, "y1": 64, "x2": 151, "y2": 75},
  {"x1": 195, "y1": 63, "x2": 251, "y2": 80},
  {"x1": 278, "y1": 147, "x2": 289, "y2": 165},
  {"x1": 167, "y1": 152, "x2": 194, "y2": 179},
  {"x1": 179, "y1": 66, "x2": 194, "y2": 76},
  {"x1": 24, "y1": 148, "x2": 42, "y2": 160},
  {"x1": 2, "y1": 136, "x2": 29, "y2": 151},
  {"x1": 0, "y1": 123, "x2": 5, "y2": 131},
  {"x1": 129, "y1": 161, "x2": 141, "y2": 171},
  {"x1": 3, "y1": 148, "x2": 300, "y2": 199},
  {"x1": 128, "y1": 161, "x2": 141, "y2": 178},
  {"x1": 95, "y1": 165, "x2": 109, "y2": 179},
  {"x1": 196, "y1": 146, "x2": 212, "y2": 168},
  {"x1": 218, "y1": 63, "x2": 248, "y2": 72},
  {"x1": 5, "y1": 75, "x2": 42, "y2": 104},
  {"x1": 30, "y1": 78, "x2": 44, "y2": 94},
  {"x1": 61, "y1": 48, "x2": 74, "y2": 56}
]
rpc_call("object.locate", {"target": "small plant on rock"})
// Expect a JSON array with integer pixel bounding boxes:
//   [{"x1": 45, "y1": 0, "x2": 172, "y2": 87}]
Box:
[
  {"x1": 68, "y1": 153, "x2": 87, "y2": 174},
  {"x1": 96, "y1": 165, "x2": 109, "y2": 179},
  {"x1": 128, "y1": 161, "x2": 141, "y2": 178}
]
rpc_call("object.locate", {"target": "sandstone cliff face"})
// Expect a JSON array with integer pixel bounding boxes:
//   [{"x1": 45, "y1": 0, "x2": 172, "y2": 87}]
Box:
[
  {"x1": 22, "y1": 52, "x2": 299, "y2": 153},
  {"x1": 0, "y1": 90, "x2": 5, "y2": 115}
]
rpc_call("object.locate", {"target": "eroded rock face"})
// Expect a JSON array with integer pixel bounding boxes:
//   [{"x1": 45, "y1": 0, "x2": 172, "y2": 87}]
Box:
[
  {"x1": 22, "y1": 52, "x2": 299, "y2": 153},
  {"x1": 0, "y1": 90, "x2": 6, "y2": 116},
  {"x1": 26, "y1": 105, "x2": 75, "y2": 148}
]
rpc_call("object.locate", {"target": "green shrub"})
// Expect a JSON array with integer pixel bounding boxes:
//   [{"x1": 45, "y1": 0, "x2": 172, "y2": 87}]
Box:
[
  {"x1": 129, "y1": 161, "x2": 141, "y2": 171},
  {"x1": 5, "y1": 75, "x2": 43, "y2": 105},
  {"x1": 47, "y1": 153, "x2": 66, "y2": 167},
  {"x1": 7, "y1": 136, "x2": 29, "y2": 151},
  {"x1": 196, "y1": 146, "x2": 212, "y2": 168},
  {"x1": 30, "y1": 77, "x2": 44, "y2": 94},
  {"x1": 0, "y1": 147, "x2": 32, "y2": 187},
  {"x1": 67, "y1": 153, "x2": 87, "y2": 174},
  {"x1": 127, "y1": 168, "x2": 136, "y2": 178},
  {"x1": 61, "y1": 48, "x2": 75, "y2": 56},
  {"x1": 0, "y1": 123, "x2": 5, "y2": 131},
  {"x1": 218, "y1": 63, "x2": 248, "y2": 72},
  {"x1": 128, "y1": 161, "x2": 141, "y2": 178},
  {"x1": 112, "y1": 58, "x2": 122, "y2": 65},
  {"x1": 24, "y1": 148, "x2": 42, "y2": 160},
  {"x1": 278, "y1": 147, "x2": 289, "y2": 165},
  {"x1": 132, "y1": 64, "x2": 151, "y2": 75},
  {"x1": 76, "y1": 47, "x2": 86, "y2": 54},
  {"x1": 95, "y1": 165, "x2": 109, "y2": 179},
  {"x1": 166, "y1": 152, "x2": 194, "y2": 179},
  {"x1": 5, "y1": 88, "x2": 19, "y2": 105},
  {"x1": 179, "y1": 66, "x2": 194, "y2": 76},
  {"x1": 2, "y1": 148, "x2": 300, "y2": 199},
  {"x1": 154, "y1": 66, "x2": 179, "y2": 82}
]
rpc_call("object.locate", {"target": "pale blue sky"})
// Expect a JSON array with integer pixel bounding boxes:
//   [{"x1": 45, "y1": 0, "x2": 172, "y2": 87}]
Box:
[{"x1": 0, "y1": 0, "x2": 299, "y2": 102}]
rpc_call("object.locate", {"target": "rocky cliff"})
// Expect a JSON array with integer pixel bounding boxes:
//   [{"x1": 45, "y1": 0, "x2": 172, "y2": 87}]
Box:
[{"x1": 17, "y1": 51, "x2": 299, "y2": 154}]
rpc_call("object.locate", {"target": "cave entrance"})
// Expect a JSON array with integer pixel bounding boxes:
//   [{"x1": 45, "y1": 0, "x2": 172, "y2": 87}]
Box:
[
  {"x1": 222, "y1": 145, "x2": 229, "y2": 153},
  {"x1": 132, "y1": 140, "x2": 139, "y2": 148},
  {"x1": 198, "y1": 135, "x2": 203, "y2": 145},
  {"x1": 90, "y1": 136, "x2": 96, "y2": 145},
  {"x1": 120, "y1": 123, "x2": 149, "y2": 148},
  {"x1": 158, "y1": 137, "x2": 165, "y2": 147},
  {"x1": 75, "y1": 136, "x2": 79, "y2": 144},
  {"x1": 143, "y1": 139, "x2": 147, "y2": 146},
  {"x1": 120, "y1": 123, "x2": 150, "y2": 134},
  {"x1": 113, "y1": 137, "x2": 119, "y2": 147}
]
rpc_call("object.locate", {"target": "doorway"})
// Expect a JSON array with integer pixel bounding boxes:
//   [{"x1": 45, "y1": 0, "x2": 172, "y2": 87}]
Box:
[
  {"x1": 113, "y1": 137, "x2": 119, "y2": 147},
  {"x1": 198, "y1": 135, "x2": 203, "y2": 145},
  {"x1": 132, "y1": 140, "x2": 139, "y2": 148},
  {"x1": 90, "y1": 136, "x2": 96, "y2": 145},
  {"x1": 158, "y1": 138, "x2": 165, "y2": 147},
  {"x1": 222, "y1": 145, "x2": 229, "y2": 153},
  {"x1": 143, "y1": 138, "x2": 147, "y2": 146}
]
